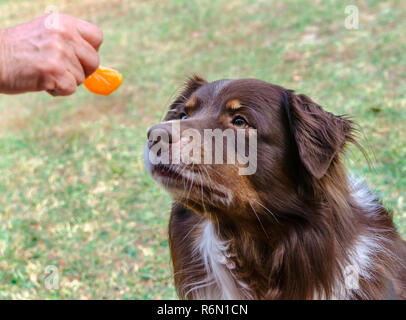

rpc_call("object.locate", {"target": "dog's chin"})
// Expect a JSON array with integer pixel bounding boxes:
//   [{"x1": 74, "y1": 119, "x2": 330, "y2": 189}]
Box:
[{"x1": 149, "y1": 163, "x2": 232, "y2": 210}]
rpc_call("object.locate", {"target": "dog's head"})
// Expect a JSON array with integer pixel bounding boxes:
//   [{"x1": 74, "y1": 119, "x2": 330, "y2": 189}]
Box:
[{"x1": 145, "y1": 76, "x2": 354, "y2": 221}]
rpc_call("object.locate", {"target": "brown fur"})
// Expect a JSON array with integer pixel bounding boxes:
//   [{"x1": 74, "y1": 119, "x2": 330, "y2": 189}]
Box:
[{"x1": 146, "y1": 76, "x2": 406, "y2": 299}]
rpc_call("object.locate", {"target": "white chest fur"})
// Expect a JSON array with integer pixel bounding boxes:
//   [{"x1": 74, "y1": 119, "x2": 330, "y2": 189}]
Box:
[{"x1": 185, "y1": 221, "x2": 251, "y2": 299}]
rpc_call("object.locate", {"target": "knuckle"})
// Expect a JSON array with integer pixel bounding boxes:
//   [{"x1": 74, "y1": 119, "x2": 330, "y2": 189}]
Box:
[
  {"x1": 46, "y1": 34, "x2": 65, "y2": 54},
  {"x1": 45, "y1": 60, "x2": 63, "y2": 75},
  {"x1": 54, "y1": 24, "x2": 67, "y2": 36},
  {"x1": 50, "y1": 42, "x2": 65, "y2": 57},
  {"x1": 54, "y1": 24, "x2": 73, "y2": 40}
]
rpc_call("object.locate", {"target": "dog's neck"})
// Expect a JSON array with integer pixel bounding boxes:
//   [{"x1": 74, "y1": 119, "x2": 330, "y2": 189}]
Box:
[
  {"x1": 193, "y1": 175, "x2": 365, "y2": 299},
  {"x1": 200, "y1": 209, "x2": 349, "y2": 299}
]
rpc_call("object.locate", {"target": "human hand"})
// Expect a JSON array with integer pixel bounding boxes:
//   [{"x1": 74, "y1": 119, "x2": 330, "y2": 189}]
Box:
[{"x1": 0, "y1": 14, "x2": 103, "y2": 96}]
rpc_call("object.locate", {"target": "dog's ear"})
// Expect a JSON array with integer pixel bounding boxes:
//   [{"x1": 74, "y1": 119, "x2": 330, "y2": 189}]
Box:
[
  {"x1": 169, "y1": 75, "x2": 207, "y2": 109},
  {"x1": 283, "y1": 91, "x2": 353, "y2": 179}
]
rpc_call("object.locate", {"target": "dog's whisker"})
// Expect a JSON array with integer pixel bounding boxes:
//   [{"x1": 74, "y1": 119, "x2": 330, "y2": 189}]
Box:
[
  {"x1": 252, "y1": 200, "x2": 280, "y2": 225},
  {"x1": 249, "y1": 201, "x2": 270, "y2": 240}
]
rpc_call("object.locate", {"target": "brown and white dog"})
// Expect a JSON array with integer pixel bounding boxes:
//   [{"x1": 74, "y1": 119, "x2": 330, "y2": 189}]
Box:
[{"x1": 145, "y1": 76, "x2": 406, "y2": 300}]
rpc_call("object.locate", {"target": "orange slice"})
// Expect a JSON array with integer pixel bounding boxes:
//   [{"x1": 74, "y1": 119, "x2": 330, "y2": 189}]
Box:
[{"x1": 83, "y1": 66, "x2": 123, "y2": 96}]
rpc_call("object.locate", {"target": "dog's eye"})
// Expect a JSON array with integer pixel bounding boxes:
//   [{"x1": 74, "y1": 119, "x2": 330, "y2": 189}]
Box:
[
  {"x1": 232, "y1": 116, "x2": 247, "y2": 127},
  {"x1": 181, "y1": 113, "x2": 188, "y2": 120}
]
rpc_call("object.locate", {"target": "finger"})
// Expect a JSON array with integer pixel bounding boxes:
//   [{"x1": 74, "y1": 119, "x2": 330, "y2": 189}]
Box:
[
  {"x1": 49, "y1": 71, "x2": 77, "y2": 96},
  {"x1": 64, "y1": 45, "x2": 86, "y2": 85},
  {"x1": 73, "y1": 37, "x2": 100, "y2": 78},
  {"x1": 75, "y1": 19, "x2": 103, "y2": 51}
]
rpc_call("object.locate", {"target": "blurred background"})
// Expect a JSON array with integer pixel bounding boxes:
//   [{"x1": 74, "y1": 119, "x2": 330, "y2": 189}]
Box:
[{"x1": 0, "y1": 0, "x2": 404, "y2": 299}]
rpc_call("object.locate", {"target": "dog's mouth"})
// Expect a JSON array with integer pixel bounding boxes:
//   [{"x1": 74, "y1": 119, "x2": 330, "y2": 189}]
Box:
[
  {"x1": 151, "y1": 163, "x2": 230, "y2": 201},
  {"x1": 152, "y1": 163, "x2": 184, "y2": 181}
]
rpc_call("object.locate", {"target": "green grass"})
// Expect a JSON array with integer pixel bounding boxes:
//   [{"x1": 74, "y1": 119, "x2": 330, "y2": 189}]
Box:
[{"x1": 0, "y1": 0, "x2": 405, "y2": 299}]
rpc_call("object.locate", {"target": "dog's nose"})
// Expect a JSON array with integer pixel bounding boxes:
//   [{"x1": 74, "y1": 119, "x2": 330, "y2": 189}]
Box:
[{"x1": 147, "y1": 122, "x2": 179, "y2": 147}]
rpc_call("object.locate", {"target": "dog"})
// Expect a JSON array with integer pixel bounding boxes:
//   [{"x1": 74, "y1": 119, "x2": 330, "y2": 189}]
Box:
[{"x1": 145, "y1": 76, "x2": 406, "y2": 299}]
